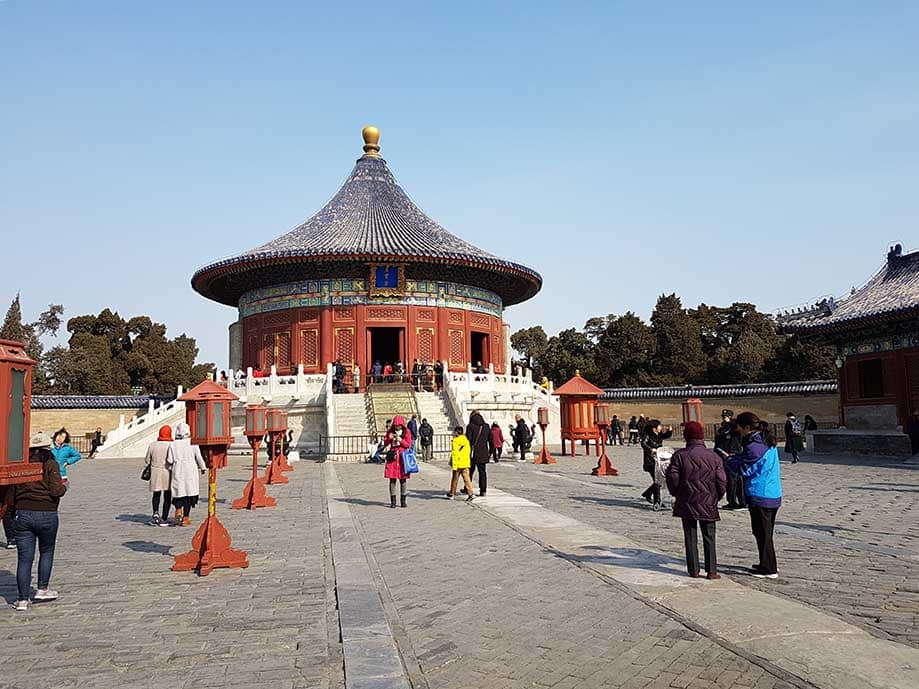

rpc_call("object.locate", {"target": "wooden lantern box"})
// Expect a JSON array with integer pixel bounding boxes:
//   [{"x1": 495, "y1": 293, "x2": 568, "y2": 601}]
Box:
[{"x1": 0, "y1": 339, "x2": 42, "y2": 485}]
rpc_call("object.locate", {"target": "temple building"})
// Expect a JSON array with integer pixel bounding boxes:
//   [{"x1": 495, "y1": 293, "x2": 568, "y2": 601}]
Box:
[
  {"x1": 781, "y1": 243, "x2": 919, "y2": 454},
  {"x1": 191, "y1": 126, "x2": 541, "y2": 387}
]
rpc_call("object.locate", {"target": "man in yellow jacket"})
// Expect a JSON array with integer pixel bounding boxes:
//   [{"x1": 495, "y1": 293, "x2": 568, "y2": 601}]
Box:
[{"x1": 446, "y1": 426, "x2": 475, "y2": 502}]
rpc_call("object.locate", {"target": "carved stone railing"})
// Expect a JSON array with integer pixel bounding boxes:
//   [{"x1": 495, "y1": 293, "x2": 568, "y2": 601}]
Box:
[{"x1": 223, "y1": 365, "x2": 326, "y2": 404}]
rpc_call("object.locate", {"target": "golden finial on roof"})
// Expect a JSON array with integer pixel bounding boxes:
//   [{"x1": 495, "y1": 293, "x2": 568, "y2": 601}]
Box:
[
  {"x1": 575, "y1": 369, "x2": 581, "y2": 377},
  {"x1": 362, "y1": 125, "x2": 381, "y2": 157}
]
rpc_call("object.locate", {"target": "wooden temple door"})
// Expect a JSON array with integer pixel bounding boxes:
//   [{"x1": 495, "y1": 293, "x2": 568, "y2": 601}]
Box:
[{"x1": 262, "y1": 332, "x2": 291, "y2": 372}]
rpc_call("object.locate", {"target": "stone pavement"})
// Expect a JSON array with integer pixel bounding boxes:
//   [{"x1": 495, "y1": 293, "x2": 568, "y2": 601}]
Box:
[
  {"x1": 0, "y1": 456, "x2": 343, "y2": 689},
  {"x1": 472, "y1": 446, "x2": 919, "y2": 649},
  {"x1": 333, "y1": 462, "x2": 804, "y2": 689}
]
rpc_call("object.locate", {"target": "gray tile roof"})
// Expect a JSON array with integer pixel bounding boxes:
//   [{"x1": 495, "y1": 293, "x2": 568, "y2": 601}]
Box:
[
  {"x1": 192, "y1": 155, "x2": 542, "y2": 307},
  {"x1": 31, "y1": 395, "x2": 172, "y2": 409},
  {"x1": 601, "y1": 380, "x2": 838, "y2": 400},
  {"x1": 782, "y1": 245, "x2": 919, "y2": 335}
]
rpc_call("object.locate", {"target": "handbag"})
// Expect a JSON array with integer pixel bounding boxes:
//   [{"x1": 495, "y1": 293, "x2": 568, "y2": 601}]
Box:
[
  {"x1": 141, "y1": 463, "x2": 152, "y2": 481},
  {"x1": 401, "y1": 446, "x2": 419, "y2": 474}
]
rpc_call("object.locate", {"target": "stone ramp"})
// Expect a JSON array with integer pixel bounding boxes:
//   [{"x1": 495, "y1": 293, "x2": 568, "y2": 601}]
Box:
[{"x1": 333, "y1": 462, "x2": 810, "y2": 689}]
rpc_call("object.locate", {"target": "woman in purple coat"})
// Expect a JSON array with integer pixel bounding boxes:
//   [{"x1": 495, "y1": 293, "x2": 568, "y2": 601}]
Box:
[{"x1": 665, "y1": 421, "x2": 727, "y2": 579}]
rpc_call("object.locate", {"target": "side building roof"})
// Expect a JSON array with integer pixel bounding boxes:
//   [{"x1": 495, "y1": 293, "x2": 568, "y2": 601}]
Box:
[
  {"x1": 781, "y1": 244, "x2": 919, "y2": 336},
  {"x1": 31, "y1": 395, "x2": 173, "y2": 410}
]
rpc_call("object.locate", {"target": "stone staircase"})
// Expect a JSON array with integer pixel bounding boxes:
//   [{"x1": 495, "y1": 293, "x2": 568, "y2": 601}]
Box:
[
  {"x1": 327, "y1": 393, "x2": 373, "y2": 462},
  {"x1": 414, "y1": 391, "x2": 460, "y2": 436}
]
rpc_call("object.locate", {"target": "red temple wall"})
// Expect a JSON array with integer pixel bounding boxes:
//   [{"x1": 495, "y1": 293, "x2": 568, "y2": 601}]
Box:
[{"x1": 241, "y1": 304, "x2": 505, "y2": 376}]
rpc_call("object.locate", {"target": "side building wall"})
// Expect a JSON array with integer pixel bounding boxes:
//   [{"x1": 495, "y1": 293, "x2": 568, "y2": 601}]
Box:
[{"x1": 602, "y1": 394, "x2": 839, "y2": 427}]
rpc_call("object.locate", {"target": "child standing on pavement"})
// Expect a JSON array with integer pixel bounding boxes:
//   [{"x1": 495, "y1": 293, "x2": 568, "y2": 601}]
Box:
[
  {"x1": 384, "y1": 416, "x2": 412, "y2": 508},
  {"x1": 445, "y1": 426, "x2": 474, "y2": 501}
]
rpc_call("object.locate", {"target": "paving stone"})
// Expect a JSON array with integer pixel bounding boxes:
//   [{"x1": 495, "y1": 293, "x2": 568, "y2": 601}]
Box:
[{"x1": 0, "y1": 456, "x2": 342, "y2": 689}]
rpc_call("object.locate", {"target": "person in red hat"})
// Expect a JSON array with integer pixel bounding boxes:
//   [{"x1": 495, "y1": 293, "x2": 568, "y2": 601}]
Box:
[{"x1": 665, "y1": 421, "x2": 727, "y2": 579}]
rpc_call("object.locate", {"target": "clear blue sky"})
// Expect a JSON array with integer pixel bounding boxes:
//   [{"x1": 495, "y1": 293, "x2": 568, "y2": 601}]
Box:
[{"x1": 2, "y1": 1, "x2": 916, "y2": 366}]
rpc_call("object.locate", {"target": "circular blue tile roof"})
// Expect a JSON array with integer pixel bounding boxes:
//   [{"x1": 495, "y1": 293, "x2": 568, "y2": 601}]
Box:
[{"x1": 192, "y1": 140, "x2": 542, "y2": 307}]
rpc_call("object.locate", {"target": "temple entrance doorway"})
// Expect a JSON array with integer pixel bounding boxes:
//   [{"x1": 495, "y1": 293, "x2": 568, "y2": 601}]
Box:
[
  {"x1": 471, "y1": 331, "x2": 490, "y2": 370},
  {"x1": 368, "y1": 327, "x2": 404, "y2": 383}
]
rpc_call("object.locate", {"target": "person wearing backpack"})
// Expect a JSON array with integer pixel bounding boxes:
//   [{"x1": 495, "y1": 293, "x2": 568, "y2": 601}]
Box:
[
  {"x1": 727, "y1": 412, "x2": 783, "y2": 579},
  {"x1": 784, "y1": 412, "x2": 802, "y2": 464}
]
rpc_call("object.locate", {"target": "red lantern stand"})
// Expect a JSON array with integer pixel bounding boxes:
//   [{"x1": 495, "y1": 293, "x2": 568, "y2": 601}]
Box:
[
  {"x1": 591, "y1": 403, "x2": 619, "y2": 476},
  {"x1": 552, "y1": 372, "x2": 605, "y2": 457},
  {"x1": 682, "y1": 398, "x2": 704, "y2": 429},
  {"x1": 275, "y1": 410, "x2": 294, "y2": 473},
  {"x1": 172, "y1": 380, "x2": 249, "y2": 576},
  {"x1": 262, "y1": 409, "x2": 289, "y2": 485},
  {"x1": 232, "y1": 403, "x2": 276, "y2": 510},
  {"x1": 0, "y1": 340, "x2": 43, "y2": 524},
  {"x1": 532, "y1": 406, "x2": 556, "y2": 465}
]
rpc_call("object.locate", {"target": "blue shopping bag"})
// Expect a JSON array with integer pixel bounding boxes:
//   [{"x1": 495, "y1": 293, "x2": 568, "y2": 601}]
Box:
[{"x1": 401, "y1": 447, "x2": 420, "y2": 474}]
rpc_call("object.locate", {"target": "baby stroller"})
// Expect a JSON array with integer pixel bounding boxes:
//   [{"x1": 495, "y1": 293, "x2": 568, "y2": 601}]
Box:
[{"x1": 652, "y1": 447, "x2": 674, "y2": 511}]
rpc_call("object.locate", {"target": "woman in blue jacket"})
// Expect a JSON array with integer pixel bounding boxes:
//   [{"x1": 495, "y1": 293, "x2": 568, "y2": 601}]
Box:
[
  {"x1": 727, "y1": 412, "x2": 782, "y2": 579},
  {"x1": 51, "y1": 428, "x2": 82, "y2": 484}
]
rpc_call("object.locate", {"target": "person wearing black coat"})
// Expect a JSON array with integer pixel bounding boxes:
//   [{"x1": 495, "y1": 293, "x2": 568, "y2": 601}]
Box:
[
  {"x1": 465, "y1": 412, "x2": 491, "y2": 496},
  {"x1": 514, "y1": 416, "x2": 532, "y2": 462},
  {"x1": 714, "y1": 409, "x2": 745, "y2": 509},
  {"x1": 640, "y1": 420, "x2": 672, "y2": 505},
  {"x1": 666, "y1": 422, "x2": 727, "y2": 579}
]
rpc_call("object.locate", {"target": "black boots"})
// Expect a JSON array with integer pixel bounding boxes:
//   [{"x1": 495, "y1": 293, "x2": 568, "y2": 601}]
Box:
[
  {"x1": 390, "y1": 496, "x2": 396, "y2": 509},
  {"x1": 400, "y1": 495, "x2": 407, "y2": 508}
]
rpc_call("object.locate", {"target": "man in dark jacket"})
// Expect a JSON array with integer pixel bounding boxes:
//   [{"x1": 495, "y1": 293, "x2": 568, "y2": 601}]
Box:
[
  {"x1": 407, "y1": 415, "x2": 419, "y2": 449},
  {"x1": 714, "y1": 409, "x2": 745, "y2": 509},
  {"x1": 466, "y1": 412, "x2": 491, "y2": 496},
  {"x1": 666, "y1": 422, "x2": 727, "y2": 579},
  {"x1": 418, "y1": 418, "x2": 434, "y2": 462}
]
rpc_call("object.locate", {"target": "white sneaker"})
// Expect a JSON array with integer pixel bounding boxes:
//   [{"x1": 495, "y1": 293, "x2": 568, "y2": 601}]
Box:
[
  {"x1": 517, "y1": 459, "x2": 526, "y2": 462},
  {"x1": 750, "y1": 571, "x2": 778, "y2": 580},
  {"x1": 12, "y1": 600, "x2": 30, "y2": 611},
  {"x1": 4, "y1": 542, "x2": 15, "y2": 550},
  {"x1": 34, "y1": 589, "x2": 59, "y2": 601}
]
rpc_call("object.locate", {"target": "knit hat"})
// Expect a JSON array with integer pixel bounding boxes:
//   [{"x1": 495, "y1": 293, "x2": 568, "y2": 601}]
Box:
[
  {"x1": 29, "y1": 431, "x2": 53, "y2": 449},
  {"x1": 175, "y1": 422, "x2": 190, "y2": 439},
  {"x1": 683, "y1": 421, "x2": 705, "y2": 441},
  {"x1": 157, "y1": 425, "x2": 173, "y2": 441},
  {"x1": 721, "y1": 409, "x2": 734, "y2": 418}
]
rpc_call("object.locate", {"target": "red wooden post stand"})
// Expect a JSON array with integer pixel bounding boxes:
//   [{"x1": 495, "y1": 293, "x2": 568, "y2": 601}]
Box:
[
  {"x1": 172, "y1": 452, "x2": 249, "y2": 576},
  {"x1": 232, "y1": 437, "x2": 276, "y2": 510},
  {"x1": 533, "y1": 414, "x2": 556, "y2": 465},
  {"x1": 591, "y1": 406, "x2": 619, "y2": 476},
  {"x1": 263, "y1": 433, "x2": 288, "y2": 485}
]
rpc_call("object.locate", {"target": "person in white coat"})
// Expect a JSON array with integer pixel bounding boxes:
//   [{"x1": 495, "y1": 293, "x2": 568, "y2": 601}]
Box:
[{"x1": 166, "y1": 422, "x2": 206, "y2": 527}]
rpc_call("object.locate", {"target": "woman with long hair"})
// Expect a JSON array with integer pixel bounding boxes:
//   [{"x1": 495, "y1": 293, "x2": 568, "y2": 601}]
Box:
[
  {"x1": 727, "y1": 412, "x2": 783, "y2": 579},
  {"x1": 640, "y1": 420, "x2": 673, "y2": 508},
  {"x1": 383, "y1": 415, "x2": 412, "y2": 508}
]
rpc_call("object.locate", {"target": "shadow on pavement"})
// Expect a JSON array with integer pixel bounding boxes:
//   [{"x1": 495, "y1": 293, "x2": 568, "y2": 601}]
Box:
[
  {"x1": 0, "y1": 568, "x2": 17, "y2": 604},
  {"x1": 336, "y1": 497, "x2": 389, "y2": 508},
  {"x1": 569, "y1": 495, "x2": 657, "y2": 512},
  {"x1": 115, "y1": 513, "x2": 154, "y2": 524},
  {"x1": 848, "y1": 484, "x2": 919, "y2": 493},
  {"x1": 123, "y1": 541, "x2": 172, "y2": 555}
]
